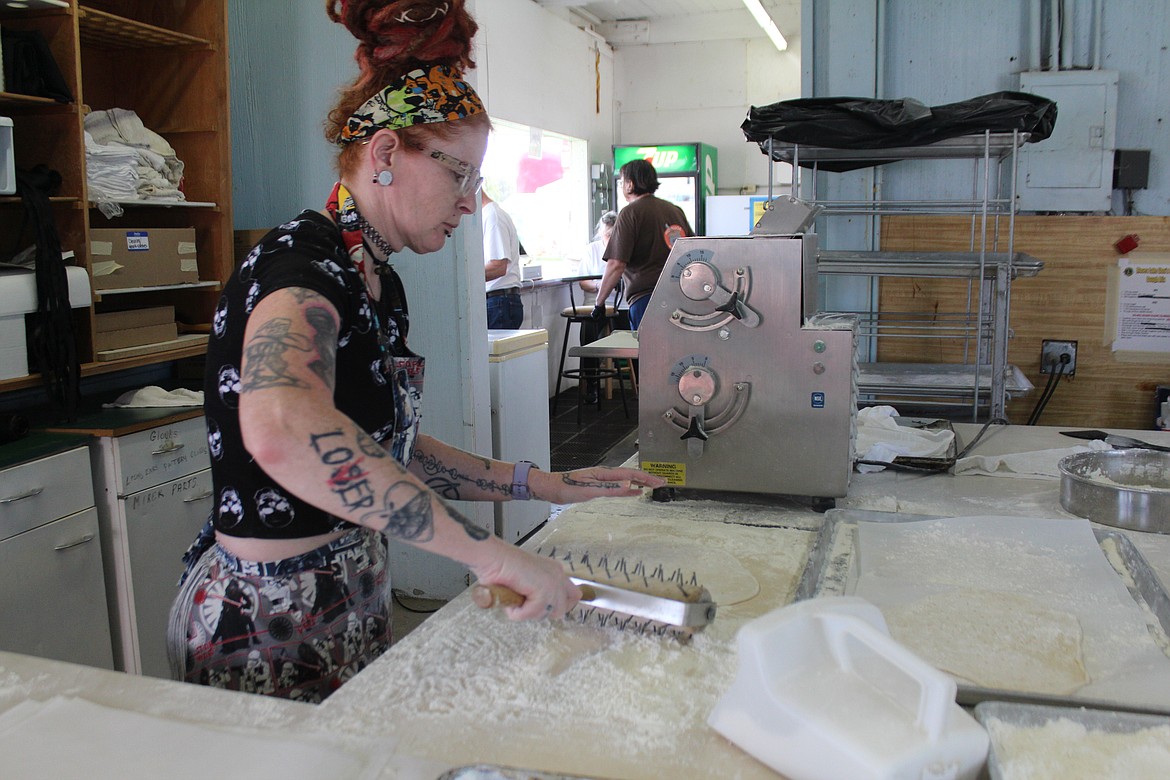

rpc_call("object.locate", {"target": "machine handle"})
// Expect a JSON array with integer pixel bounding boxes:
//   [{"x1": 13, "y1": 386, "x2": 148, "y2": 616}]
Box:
[
  {"x1": 54, "y1": 533, "x2": 95, "y2": 551},
  {"x1": 0, "y1": 486, "x2": 44, "y2": 504},
  {"x1": 681, "y1": 414, "x2": 708, "y2": 441},
  {"x1": 715, "y1": 290, "x2": 745, "y2": 319},
  {"x1": 183, "y1": 490, "x2": 213, "y2": 503}
]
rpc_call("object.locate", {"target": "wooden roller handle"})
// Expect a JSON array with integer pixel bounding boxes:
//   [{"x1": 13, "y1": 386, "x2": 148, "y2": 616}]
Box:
[{"x1": 471, "y1": 582, "x2": 595, "y2": 609}]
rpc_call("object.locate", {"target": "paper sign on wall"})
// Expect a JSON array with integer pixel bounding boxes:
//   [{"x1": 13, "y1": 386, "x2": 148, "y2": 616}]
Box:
[{"x1": 1114, "y1": 256, "x2": 1170, "y2": 352}]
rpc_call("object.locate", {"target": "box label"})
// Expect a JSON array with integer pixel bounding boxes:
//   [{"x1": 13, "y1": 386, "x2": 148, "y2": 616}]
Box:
[{"x1": 126, "y1": 231, "x2": 150, "y2": 251}]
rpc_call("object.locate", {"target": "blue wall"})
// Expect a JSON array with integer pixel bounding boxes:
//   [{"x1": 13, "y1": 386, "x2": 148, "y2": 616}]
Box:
[{"x1": 804, "y1": 0, "x2": 1169, "y2": 216}]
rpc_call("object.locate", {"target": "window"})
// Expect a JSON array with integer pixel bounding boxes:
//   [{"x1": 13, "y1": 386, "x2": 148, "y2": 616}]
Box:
[{"x1": 482, "y1": 118, "x2": 590, "y2": 263}]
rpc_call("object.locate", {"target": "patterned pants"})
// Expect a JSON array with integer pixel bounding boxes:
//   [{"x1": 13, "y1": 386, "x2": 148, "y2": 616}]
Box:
[{"x1": 167, "y1": 527, "x2": 391, "y2": 703}]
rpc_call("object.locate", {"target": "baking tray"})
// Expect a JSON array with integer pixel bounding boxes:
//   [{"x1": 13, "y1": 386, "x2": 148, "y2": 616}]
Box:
[
  {"x1": 795, "y1": 508, "x2": 1170, "y2": 715},
  {"x1": 974, "y1": 701, "x2": 1170, "y2": 780}
]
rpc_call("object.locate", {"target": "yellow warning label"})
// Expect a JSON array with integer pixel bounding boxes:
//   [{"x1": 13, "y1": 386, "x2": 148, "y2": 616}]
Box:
[{"x1": 641, "y1": 461, "x2": 686, "y2": 486}]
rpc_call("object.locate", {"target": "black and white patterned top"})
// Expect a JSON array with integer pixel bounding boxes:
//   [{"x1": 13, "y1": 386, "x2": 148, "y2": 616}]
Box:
[{"x1": 203, "y1": 210, "x2": 423, "y2": 539}]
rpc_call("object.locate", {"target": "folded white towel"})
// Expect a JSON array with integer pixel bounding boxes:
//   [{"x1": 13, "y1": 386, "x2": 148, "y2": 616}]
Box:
[
  {"x1": 103, "y1": 386, "x2": 203, "y2": 408},
  {"x1": 953, "y1": 439, "x2": 1111, "y2": 479},
  {"x1": 854, "y1": 406, "x2": 955, "y2": 473}
]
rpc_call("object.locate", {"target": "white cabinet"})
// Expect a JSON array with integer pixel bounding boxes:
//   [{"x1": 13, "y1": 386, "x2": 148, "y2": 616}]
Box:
[
  {"x1": 55, "y1": 409, "x2": 211, "y2": 677},
  {"x1": 0, "y1": 435, "x2": 113, "y2": 669},
  {"x1": 488, "y1": 329, "x2": 551, "y2": 542},
  {"x1": 118, "y1": 467, "x2": 213, "y2": 678}
]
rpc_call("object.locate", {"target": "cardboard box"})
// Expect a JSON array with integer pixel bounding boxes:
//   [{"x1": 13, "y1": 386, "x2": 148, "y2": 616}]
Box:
[
  {"x1": 94, "y1": 305, "x2": 177, "y2": 352},
  {"x1": 95, "y1": 305, "x2": 174, "y2": 332},
  {"x1": 90, "y1": 228, "x2": 198, "y2": 290}
]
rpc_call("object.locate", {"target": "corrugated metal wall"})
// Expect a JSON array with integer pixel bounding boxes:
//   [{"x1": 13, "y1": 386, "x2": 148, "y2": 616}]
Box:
[{"x1": 804, "y1": 0, "x2": 1169, "y2": 217}]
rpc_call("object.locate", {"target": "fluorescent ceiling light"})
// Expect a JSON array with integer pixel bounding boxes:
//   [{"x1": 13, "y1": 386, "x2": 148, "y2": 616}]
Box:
[{"x1": 742, "y1": 0, "x2": 788, "y2": 52}]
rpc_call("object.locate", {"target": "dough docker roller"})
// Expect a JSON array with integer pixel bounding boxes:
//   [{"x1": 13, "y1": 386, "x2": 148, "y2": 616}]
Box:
[{"x1": 471, "y1": 548, "x2": 717, "y2": 639}]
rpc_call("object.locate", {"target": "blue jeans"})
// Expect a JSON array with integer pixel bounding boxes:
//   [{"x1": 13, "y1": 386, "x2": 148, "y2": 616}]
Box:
[
  {"x1": 628, "y1": 296, "x2": 650, "y2": 331},
  {"x1": 486, "y1": 292, "x2": 523, "y2": 329}
]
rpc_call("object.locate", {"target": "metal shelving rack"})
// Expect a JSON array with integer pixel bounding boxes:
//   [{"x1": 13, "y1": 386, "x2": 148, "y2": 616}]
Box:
[{"x1": 764, "y1": 131, "x2": 1042, "y2": 420}]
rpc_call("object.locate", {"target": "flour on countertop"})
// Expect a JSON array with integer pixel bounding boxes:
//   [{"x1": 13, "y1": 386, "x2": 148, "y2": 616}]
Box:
[{"x1": 316, "y1": 497, "x2": 817, "y2": 780}]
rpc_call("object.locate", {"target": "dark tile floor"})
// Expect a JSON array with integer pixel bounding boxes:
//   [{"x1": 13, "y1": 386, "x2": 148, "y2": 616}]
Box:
[{"x1": 549, "y1": 384, "x2": 639, "y2": 472}]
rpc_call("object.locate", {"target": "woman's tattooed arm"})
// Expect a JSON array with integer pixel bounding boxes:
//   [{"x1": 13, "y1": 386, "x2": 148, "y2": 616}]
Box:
[{"x1": 410, "y1": 439, "x2": 512, "y2": 501}]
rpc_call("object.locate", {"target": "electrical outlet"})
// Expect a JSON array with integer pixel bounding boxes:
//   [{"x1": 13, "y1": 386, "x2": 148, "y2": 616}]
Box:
[{"x1": 1040, "y1": 339, "x2": 1077, "y2": 376}]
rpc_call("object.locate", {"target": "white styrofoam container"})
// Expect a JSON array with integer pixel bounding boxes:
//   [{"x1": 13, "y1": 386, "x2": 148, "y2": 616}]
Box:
[
  {"x1": 0, "y1": 266, "x2": 92, "y2": 379},
  {"x1": 708, "y1": 597, "x2": 989, "y2": 780},
  {"x1": 0, "y1": 117, "x2": 13, "y2": 196}
]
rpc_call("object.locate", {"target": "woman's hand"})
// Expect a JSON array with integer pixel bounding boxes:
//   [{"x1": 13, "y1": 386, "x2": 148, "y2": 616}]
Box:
[
  {"x1": 470, "y1": 544, "x2": 581, "y2": 621},
  {"x1": 530, "y1": 466, "x2": 666, "y2": 505}
]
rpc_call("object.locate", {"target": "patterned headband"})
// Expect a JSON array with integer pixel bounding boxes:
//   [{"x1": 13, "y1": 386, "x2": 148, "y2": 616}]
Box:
[{"x1": 339, "y1": 63, "x2": 485, "y2": 145}]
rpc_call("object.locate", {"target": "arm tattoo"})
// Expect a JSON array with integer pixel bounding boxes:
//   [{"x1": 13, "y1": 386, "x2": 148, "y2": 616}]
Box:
[
  {"x1": 411, "y1": 446, "x2": 509, "y2": 500},
  {"x1": 241, "y1": 317, "x2": 313, "y2": 391},
  {"x1": 451, "y1": 506, "x2": 491, "y2": 540},
  {"x1": 310, "y1": 429, "x2": 376, "y2": 511},
  {"x1": 359, "y1": 482, "x2": 489, "y2": 542},
  {"x1": 562, "y1": 473, "x2": 622, "y2": 490},
  {"x1": 304, "y1": 305, "x2": 338, "y2": 389},
  {"x1": 360, "y1": 481, "x2": 435, "y2": 541},
  {"x1": 289, "y1": 288, "x2": 326, "y2": 304},
  {"x1": 355, "y1": 427, "x2": 388, "y2": 459}
]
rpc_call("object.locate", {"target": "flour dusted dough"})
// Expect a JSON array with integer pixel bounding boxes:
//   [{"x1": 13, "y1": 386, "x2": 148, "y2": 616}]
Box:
[
  {"x1": 987, "y1": 717, "x2": 1170, "y2": 780},
  {"x1": 885, "y1": 589, "x2": 1090, "y2": 695},
  {"x1": 537, "y1": 518, "x2": 761, "y2": 606}
]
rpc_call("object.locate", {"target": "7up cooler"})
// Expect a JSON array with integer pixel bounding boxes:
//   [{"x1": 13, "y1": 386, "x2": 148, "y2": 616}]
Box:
[{"x1": 613, "y1": 143, "x2": 718, "y2": 236}]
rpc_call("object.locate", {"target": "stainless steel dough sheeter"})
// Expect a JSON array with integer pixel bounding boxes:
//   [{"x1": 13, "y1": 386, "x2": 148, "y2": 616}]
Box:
[{"x1": 636, "y1": 233, "x2": 859, "y2": 499}]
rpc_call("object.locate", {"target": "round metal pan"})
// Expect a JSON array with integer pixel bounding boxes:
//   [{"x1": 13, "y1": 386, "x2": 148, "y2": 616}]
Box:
[{"x1": 1058, "y1": 450, "x2": 1170, "y2": 534}]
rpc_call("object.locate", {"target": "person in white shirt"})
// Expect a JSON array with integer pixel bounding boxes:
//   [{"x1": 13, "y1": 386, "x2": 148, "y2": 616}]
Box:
[
  {"x1": 576, "y1": 211, "x2": 622, "y2": 404},
  {"x1": 481, "y1": 190, "x2": 523, "y2": 329}
]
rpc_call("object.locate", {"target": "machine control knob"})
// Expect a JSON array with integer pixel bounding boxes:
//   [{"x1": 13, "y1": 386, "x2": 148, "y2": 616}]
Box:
[
  {"x1": 677, "y1": 365, "x2": 717, "y2": 406},
  {"x1": 813, "y1": 340, "x2": 827, "y2": 353},
  {"x1": 679, "y1": 262, "x2": 719, "y2": 301},
  {"x1": 813, "y1": 362, "x2": 826, "y2": 375},
  {"x1": 677, "y1": 261, "x2": 761, "y2": 327}
]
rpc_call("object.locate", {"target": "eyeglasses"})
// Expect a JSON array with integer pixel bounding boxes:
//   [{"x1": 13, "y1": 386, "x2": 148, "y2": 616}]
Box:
[{"x1": 415, "y1": 144, "x2": 483, "y2": 198}]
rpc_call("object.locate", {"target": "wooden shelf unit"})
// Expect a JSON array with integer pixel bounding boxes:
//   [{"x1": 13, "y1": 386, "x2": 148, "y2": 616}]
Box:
[{"x1": 0, "y1": 0, "x2": 231, "y2": 394}]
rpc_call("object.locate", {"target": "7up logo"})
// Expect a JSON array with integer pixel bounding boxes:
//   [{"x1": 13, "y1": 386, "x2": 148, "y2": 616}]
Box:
[{"x1": 638, "y1": 147, "x2": 679, "y2": 169}]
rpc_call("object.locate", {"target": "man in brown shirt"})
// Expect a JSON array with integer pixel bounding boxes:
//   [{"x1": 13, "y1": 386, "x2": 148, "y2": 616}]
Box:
[{"x1": 592, "y1": 159, "x2": 693, "y2": 331}]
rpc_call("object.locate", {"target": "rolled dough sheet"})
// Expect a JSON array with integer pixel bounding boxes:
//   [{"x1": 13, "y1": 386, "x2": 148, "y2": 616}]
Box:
[
  {"x1": 852, "y1": 515, "x2": 1170, "y2": 707},
  {"x1": 884, "y1": 589, "x2": 1089, "y2": 695},
  {"x1": 534, "y1": 496, "x2": 792, "y2": 607}
]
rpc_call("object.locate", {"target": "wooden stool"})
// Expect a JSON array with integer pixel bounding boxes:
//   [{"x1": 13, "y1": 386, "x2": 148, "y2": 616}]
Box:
[{"x1": 552, "y1": 303, "x2": 629, "y2": 425}]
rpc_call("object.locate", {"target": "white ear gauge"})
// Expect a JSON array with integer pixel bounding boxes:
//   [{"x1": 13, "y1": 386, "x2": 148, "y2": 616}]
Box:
[{"x1": 373, "y1": 169, "x2": 394, "y2": 186}]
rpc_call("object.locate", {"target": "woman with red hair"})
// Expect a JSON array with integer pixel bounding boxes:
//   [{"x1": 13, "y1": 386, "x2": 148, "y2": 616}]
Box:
[{"x1": 168, "y1": 0, "x2": 663, "y2": 701}]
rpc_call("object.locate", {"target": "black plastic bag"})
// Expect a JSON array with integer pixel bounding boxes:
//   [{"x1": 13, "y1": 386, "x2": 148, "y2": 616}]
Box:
[
  {"x1": 2, "y1": 28, "x2": 74, "y2": 103},
  {"x1": 742, "y1": 91, "x2": 1056, "y2": 171}
]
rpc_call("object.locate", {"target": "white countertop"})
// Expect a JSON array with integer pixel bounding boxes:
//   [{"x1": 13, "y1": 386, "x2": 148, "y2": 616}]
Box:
[{"x1": 4, "y1": 423, "x2": 1170, "y2": 778}]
